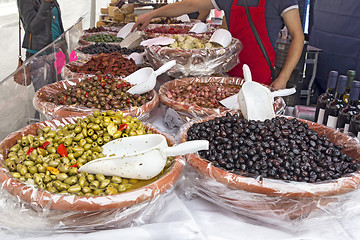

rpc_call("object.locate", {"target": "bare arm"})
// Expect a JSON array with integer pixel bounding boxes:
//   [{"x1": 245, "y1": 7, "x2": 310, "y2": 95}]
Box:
[
  {"x1": 197, "y1": 9, "x2": 211, "y2": 22},
  {"x1": 270, "y1": 9, "x2": 304, "y2": 89},
  {"x1": 133, "y1": 0, "x2": 214, "y2": 30}
]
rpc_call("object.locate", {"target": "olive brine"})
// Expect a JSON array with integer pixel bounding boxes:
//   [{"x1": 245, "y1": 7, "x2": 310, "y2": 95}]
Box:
[
  {"x1": 187, "y1": 114, "x2": 358, "y2": 183},
  {"x1": 4, "y1": 111, "x2": 172, "y2": 196}
]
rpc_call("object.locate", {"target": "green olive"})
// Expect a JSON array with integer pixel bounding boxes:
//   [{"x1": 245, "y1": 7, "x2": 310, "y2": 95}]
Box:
[
  {"x1": 56, "y1": 173, "x2": 68, "y2": 181},
  {"x1": 105, "y1": 186, "x2": 118, "y2": 195},
  {"x1": 64, "y1": 176, "x2": 78, "y2": 185},
  {"x1": 82, "y1": 186, "x2": 92, "y2": 194},
  {"x1": 58, "y1": 164, "x2": 70, "y2": 173},
  {"x1": 111, "y1": 176, "x2": 122, "y2": 184},
  {"x1": 78, "y1": 177, "x2": 86, "y2": 188},
  {"x1": 95, "y1": 174, "x2": 105, "y2": 182},
  {"x1": 99, "y1": 179, "x2": 110, "y2": 189},
  {"x1": 90, "y1": 180, "x2": 100, "y2": 190},
  {"x1": 68, "y1": 167, "x2": 78, "y2": 176},
  {"x1": 10, "y1": 144, "x2": 20, "y2": 152},
  {"x1": 87, "y1": 174, "x2": 95, "y2": 182},
  {"x1": 29, "y1": 166, "x2": 38, "y2": 174},
  {"x1": 58, "y1": 182, "x2": 70, "y2": 191},
  {"x1": 92, "y1": 189, "x2": 104, "y2": 195}
]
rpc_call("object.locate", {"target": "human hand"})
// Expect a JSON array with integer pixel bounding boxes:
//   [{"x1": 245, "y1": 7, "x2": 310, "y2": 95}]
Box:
[
  {"x1": 269, "y1": 76, "x2": 288, "y2": 90},
  {"x1": 132, "y1": 12, "x2": 154, "y2": 31}
]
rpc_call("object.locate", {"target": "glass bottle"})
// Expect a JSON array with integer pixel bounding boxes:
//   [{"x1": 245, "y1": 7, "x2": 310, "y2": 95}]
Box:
[
  {"x1": 337, "y1": 81, "x2": 360, "y2": 132},
  {"x1": 323, "y1": 75, "x2": 347, "y2": 129},
  {"x1": 343, "y1": 70, "x2": 356, "y2": 103},
  {"x1": 314, "y1": 71, "x2": 338, "y2": 124}
]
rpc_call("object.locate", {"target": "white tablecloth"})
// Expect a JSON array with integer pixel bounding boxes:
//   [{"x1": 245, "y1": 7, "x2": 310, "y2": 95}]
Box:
[{"x1": 1, "y1": 105, "x2": 360, "y2": 240}]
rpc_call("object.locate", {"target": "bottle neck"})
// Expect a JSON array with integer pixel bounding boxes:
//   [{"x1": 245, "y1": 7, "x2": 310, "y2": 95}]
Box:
[
  {"x1": 335, "y1": 92, "x2": 345, "y2": 100},
  {"x1": 327, "y1": 88, "x2": 336, "y2": 94}
]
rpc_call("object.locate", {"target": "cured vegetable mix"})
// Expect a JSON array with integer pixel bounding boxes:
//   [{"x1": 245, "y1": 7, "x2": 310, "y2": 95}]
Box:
[{"x1": 3, "y1": 111, "x2": 172, "y2": 196}]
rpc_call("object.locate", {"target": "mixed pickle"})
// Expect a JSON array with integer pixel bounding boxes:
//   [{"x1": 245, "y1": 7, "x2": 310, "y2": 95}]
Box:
[{"x1": 3, "y1": 111, "x2": 172, "y2": 196}]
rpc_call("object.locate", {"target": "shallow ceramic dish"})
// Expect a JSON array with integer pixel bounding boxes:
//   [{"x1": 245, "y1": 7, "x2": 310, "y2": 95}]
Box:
[
  {"x1": 0, "y1": 118, "x2": 182, "y2": 212},
  {"x1": 178, "y1": 114, "x2": 360, "y2": 219},
  {"x1": 33, "y1": 77, "x2": 159, "y2": 120},
  {"x1": 159, "y1": 76, "x2": 286, "y2": 117}
]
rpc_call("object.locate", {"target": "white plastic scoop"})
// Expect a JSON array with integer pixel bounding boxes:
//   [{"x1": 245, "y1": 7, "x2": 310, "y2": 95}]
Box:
[
  {"x1": 209, "y1": 29, "x2": 232, "y2": 48},
  {"x1": 125, "y1": 60, "x2": 176, "y2": 95},
  {"x1": 127, "y1": 52, "x2": 146, "y2": 65},
  {"x1": 189, "y1": 22, "x2": 208, "y2": 34},
  {"x1": 78, "y1": 134, "x2": 209, "y2": 180},
  {"x1": 117, "y1": 22, "x2": 136, "y2": 39},
  {"x1": 220, "y1": 64, "x2": 296, "y2": 120}
]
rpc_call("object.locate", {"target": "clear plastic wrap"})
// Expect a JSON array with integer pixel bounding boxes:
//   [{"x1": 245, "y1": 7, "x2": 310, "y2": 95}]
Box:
[
  {"x1": 177, "y1": 113, "x2": 360, "y2": 225},
  {"x1": 32, "y1": 77, "x2": 159, "y2": 120},
  {"x1": 0, "y1": 117, "x2": 183, "y2": 232},
  {"x1": 145, "y1": 37, "x2": 242, "y2": 78},
  {"x1": 142, "y1": 23, "x2": 218, "y2": 39},
  {"x1": 158, "y1": 76, "x2": 286, "y2": 119}
]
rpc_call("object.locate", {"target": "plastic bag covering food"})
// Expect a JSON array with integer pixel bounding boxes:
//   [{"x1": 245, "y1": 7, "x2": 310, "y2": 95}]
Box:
[
  {"x1": 32, "y1": 77, "x2": 159, "y2": 121},
  {"x1": 177, "y1": 113, "x2": 360, "y2": 225},
  {"x1": 145, "y1": 37, "x2": 242, "y2": 77},
  {"x1": 158, "y1": 76, "x2": 286, "y2": 119},
  {"x1": 143, "y1": 24, "x2": 218, "y2": 39},
  {"x1": 61, "y1": 52, "x2": 138, "y2": 79},
  {"x1": 0, "y1": 117, "x2": 183, "y2": 231}
]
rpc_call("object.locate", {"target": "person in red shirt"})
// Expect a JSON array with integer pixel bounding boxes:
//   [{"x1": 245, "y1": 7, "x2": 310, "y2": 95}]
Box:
[{"x1": 133, "y1": 0, "x2": 304, "y2": 89}]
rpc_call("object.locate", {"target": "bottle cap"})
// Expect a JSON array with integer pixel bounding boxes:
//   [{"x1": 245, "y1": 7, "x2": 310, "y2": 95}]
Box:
[
  {"x1": 336, "y1": 75, "x2": 347, "y2": 94},
  {"x1": 350, "y1": 81, "x2": 360, "y2": 101},
  {"x1": 327, "y1": 71, "x2": 339, "y2": 89}
]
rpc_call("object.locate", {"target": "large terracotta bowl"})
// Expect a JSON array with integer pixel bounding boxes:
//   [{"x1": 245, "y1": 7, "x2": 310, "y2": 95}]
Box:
[
  {"x1": 0, "y1": 117, "x2": 183, "y2": 212},
  {"x1": 178, "y1": 114, "x2": 360, "y2": 220},
  {"x1": 33, "y1": 77, "x2": 159, "y2": 120},
  {"x1": 159, "y1": 76, "x2": 286, "y2": 118}
]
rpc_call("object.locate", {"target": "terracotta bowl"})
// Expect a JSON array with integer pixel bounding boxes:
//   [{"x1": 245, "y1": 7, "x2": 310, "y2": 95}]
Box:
[
  {"x1": 178, "y1": 114, "x2": 360, "y2": 219},
  {"x1": 33, "y1": 77, "x2": 159, "y2": 120},
  {"x1": 0, "y1": 117, "x2": 183, "y2": 212},
  {"x1": 159, "y1": 76, "x2": 286, "y2": 118}
]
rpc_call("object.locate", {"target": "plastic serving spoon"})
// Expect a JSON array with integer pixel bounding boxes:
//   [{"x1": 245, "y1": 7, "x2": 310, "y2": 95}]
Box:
[
  {"x1": 78, "y1": 134, "x2": 209, "y2": 180},
  {"x1": 127, "y1": 52, "x2": 146, "y2": 65},
  {"x1": 125, "y1": 60, "x2": 176, "y2": 95},
  {"x1": 189, "y1": 22, "x2": 208, "y2": 34},
  {"x1": 219, "y1": 64, "x2": 296, "y2": 120},
  {"x1": 117, "y1": 22, "x2": 136, "y2": 39}
]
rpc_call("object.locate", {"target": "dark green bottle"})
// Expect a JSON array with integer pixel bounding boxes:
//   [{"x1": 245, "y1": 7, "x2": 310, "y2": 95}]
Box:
[{"x1": 343, "y1": 70, "x2": 356, "y2": 103}]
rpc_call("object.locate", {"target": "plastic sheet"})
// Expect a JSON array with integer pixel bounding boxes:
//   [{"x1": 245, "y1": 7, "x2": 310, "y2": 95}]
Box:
[
  {"x1": 158, "y1": 76, "x2": 286, "y2": 119},
  {"x1": 32, "y1": 77, "x2": 159, "y2": 120},
  {"x1": 145, "y1": 37, "x2": 242, "y2": 78},
  {"x1": 177, "y1": 113, "x2": 360, "y2": 226},
  {"x1": 0, "y1": 117, "x2": 183, "y2": 232},
  {"x1": 143, "y1": 23, "x2": 218, "y2": 39}
]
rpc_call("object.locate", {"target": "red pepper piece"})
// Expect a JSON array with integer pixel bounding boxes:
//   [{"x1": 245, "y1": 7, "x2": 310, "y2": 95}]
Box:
[
  {"x1": 118, "y1": 123, "x2": 128, "y2": 131},
  {"x1": 85, "y1": 92, "x2": 89, "y2": 98},
  {"x1": 69, "y1": 163, "x2": 78, "y2": 168},
  {"x1": 126, "y1": 98, "x2": 130, "y2": 104},
  {"x1": 26, "y1": 148, "x2": 35, "y2": 155},
  {"x1": 100, "y1": 81, "x2": 106, "y2": 87},
  {"x1": 40, "y1": 141, "x2": 50, "y2": 149},
  {"x1": 57, "y1": 144, "x2": 68, "y2": 157}
]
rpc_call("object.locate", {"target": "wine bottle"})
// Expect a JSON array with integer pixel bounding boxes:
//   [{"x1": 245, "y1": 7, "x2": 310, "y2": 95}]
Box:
[
  {"x1": 337, "y1": 81, "x2": 360, "y2": 132},
  {"x1": 314, "y1": 71, "x2": 338, "y2": 124},
  {"x1": 323, "y1": 75, "x2": 347, "y2": 129},
  {"x1": 349, "y1": 114, "x2": 360, "y2": 139},
  {"x1": 343, "y1": 70, "x2": 356, "y2": 103}
]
